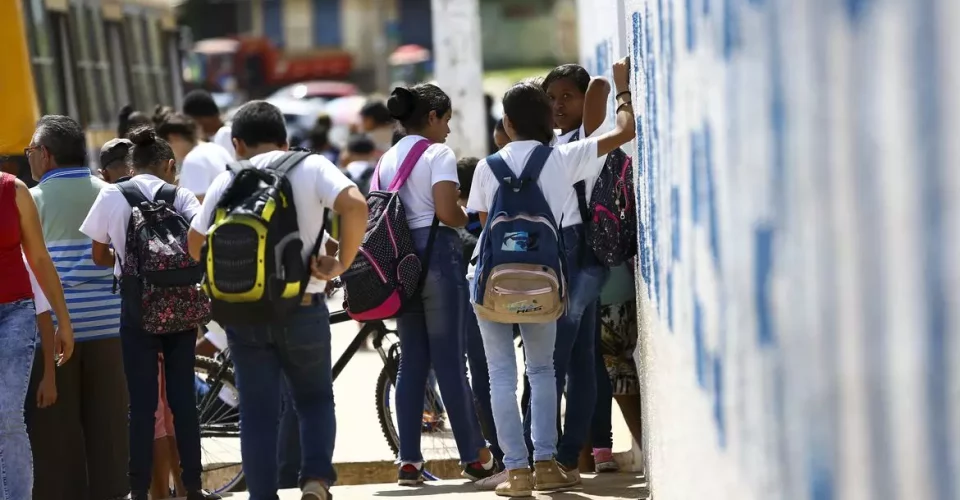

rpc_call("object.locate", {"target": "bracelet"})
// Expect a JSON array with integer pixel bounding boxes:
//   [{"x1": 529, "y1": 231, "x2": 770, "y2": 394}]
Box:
[
  {"x1": 617, "y1": 101, "x2": 634, "y2": 114},
  {"x1": 615, "y1": 90, "x2": 632, "y2": 100}
]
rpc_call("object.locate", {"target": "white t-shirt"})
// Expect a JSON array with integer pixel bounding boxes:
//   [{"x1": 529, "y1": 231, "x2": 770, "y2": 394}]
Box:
[
  {"x1": 466, "y1": 138, "x2": 602, "y2": 227},
  {"x1": 212, "y1": 125, "x2": 236, "y2": 159},
  {"x1": 555, "y1": 125, "x2": 607, "y2": 226},
  {"x1": 24, "y1": 255, "x2": 50, "y2": 315},
  {"x1": 374, "y1": 135, "x2": 460, "y2": 229},
  {"x1": 191, "y1": 151, "x2": 354, "y2": 293},
  {"x1": 80, "y1": 174, "x2": 202, "y2": 276},
  {"x1": 345, "y1": 160, "x2": 373, "y2": 183},
  {"x1": 178, "y1": 142, "x2": 234, "y2": 197}
]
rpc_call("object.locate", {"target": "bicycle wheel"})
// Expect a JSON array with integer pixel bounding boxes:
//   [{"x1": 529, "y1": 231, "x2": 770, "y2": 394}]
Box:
[
  {"x1": 375, "y1": 359, "x2": 461, "y2": 472},
  {"x1": 194, "y1": 355, "x2": 245, "y2": 493}
]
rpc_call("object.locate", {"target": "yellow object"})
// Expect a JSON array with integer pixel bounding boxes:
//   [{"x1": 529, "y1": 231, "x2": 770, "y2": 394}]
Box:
[
  {"x1": 0, "y1": 0, "x2": 40, "y2": 158},
  {"x1": 1, "y1": 0, "x2": 180, "y2": 164}
]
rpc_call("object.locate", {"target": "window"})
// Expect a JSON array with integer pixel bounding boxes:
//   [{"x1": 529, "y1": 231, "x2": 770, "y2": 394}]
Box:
[
  {"x1": 144, "y1": 18, "x2": 170, "y2": 107},
  {"x1": 124, "y1": 14, "x2": 155, "y2": 110},
  {"x1": 22, "y1": 0, "x2": 62, "y2": 114},
  {"x1": 106, "y1": 22, "x2": 131, "y2": 107},
  {"x1": 70, "y1": 5, "x2": 102, "y2": 125},
  {"x1": 88, "y1": 7, "x2": 117, "y2": 125}
]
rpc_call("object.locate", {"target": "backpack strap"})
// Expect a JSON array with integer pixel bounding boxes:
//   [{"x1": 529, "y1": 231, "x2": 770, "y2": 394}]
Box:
[
  {"x1": 155, "y1": 184, "x2": 177, "y2": 206},
  {"x1": 485, "y1": 153, "x2": 517, "y2": 190},
  {"x1": 573, "y1": 181, "x2": 590, "y2": 225},
  {"x1": 116, "y1": 180, "x2": 149, "y2": 208},
  {"x1": 519, "y1": 145, "x2": 553, "y2": 184},
  {"x1": 266, "y1": 150, "x2": 313, "y2": 177},
  {"x1": 370, "y1": 139, "x2": 431, "y2": 192},
  {"x1": 226, "y1": 160, "x2": 253, "y2": 175}
]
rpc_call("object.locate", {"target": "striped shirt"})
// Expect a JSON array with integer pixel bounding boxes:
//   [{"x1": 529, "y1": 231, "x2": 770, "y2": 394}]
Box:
[{"x1": 31, "y1": 167, "x2": 120, "y2": 340}]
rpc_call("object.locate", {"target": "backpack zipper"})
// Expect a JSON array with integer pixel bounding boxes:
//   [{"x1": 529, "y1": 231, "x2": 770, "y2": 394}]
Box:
[
  {"x1": 357, "y1": 247, "x2": 387, "y2": 283},
  {"x1": 489, "y1": 268, "x2": 560, "y2": 289},
  {"x1": 489, "y1": 214, "x2": 559, "y2": 240},
  {"x1": 593, "y1": 205, "x2": 621, "y2": 230}
]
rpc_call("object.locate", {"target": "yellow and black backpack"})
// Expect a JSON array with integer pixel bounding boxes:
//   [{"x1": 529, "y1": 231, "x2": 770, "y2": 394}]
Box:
[{"x1": 201, "y1": 151, "x2": 324, "y2": 325}]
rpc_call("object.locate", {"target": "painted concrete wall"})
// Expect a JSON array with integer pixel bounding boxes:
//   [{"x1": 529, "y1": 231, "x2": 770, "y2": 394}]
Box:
[{"x1": 577, "y1": 0, "x2": 960, "y2": 499}]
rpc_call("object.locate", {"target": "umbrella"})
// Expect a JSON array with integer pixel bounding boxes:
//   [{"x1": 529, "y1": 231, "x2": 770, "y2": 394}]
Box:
[{"x1": 324, "y1": 95, "x2": 369, "y2": 127}]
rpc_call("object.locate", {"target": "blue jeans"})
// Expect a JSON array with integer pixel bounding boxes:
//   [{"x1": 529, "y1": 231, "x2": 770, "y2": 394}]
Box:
[
  {"x1": 523, "y1": 224, "x2": 608, "y2": 468},
  {"x1": 396, "y1": 227, "x2": 484, "y2": 464},
  {"x1": 464, "y1": 303, "x2": 503, "y2": 462},
  {"x1": 227, "y1": 298, "x2": 336, "y2": 500},
  {"x1": 477, "y1": 317, "x2": 557, "y2": 471},
  {"x1": 0, "y1": 299, "x2": 38, "y2": 500},
  {"x1": 277, "y1": 378, "x2": 301, "y2": 489},
  {"x1": 119, "y1": 318, "x2": 202, "y2": 493},
  {"x1": 590, "y1": 304, "x2": 614, "y2": 449}
]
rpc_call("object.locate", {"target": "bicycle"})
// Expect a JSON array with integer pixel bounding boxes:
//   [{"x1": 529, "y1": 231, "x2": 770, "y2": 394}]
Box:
[{"x1": 194, "y1": 308, "x2": 457, "y2": 493}]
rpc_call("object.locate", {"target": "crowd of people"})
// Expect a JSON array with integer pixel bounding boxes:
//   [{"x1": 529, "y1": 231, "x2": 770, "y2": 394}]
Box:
[{"x1": 0, "y1": 55, "x2": 643, "y2": 500}]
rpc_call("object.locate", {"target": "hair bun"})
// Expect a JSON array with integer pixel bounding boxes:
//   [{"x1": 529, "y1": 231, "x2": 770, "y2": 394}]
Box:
[
  {"x1": 127, "y1": 125, "x2": 158, "y2": 147},
  {"x1": 387, "y1": 87, "x2": 417, "y2": 121},
  {"x1": 119, "y1": 105, "x2": 134, "y2": 122}
]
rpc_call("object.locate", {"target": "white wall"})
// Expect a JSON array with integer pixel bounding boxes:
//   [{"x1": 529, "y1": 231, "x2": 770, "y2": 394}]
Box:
[{"x1": 577, "y1": 0, "x2": 960, "y2": 499}]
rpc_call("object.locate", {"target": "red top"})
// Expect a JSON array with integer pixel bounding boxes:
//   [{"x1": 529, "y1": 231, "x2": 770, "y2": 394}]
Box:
[{"x1": 0, "y1": 173, "x2": 33, "y2": 304}]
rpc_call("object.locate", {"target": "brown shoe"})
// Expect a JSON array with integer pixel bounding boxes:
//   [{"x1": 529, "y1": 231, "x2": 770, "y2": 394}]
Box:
[
  {"x1": 495, "y1": 467, "x2": 533, "y2": 497},
  {"x1": 534, "y1": 459, "x2": 579, "y2": 491}
]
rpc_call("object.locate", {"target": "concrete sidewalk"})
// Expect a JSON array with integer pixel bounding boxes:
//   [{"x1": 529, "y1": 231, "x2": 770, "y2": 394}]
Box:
[{"x1": 219, "y1": 473, "x2": 649, "y2": 499}]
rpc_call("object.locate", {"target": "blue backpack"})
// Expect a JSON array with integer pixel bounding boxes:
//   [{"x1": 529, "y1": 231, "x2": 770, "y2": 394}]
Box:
[{"x1": 472, "y1": 145, "x2": 566, "y2": 323}]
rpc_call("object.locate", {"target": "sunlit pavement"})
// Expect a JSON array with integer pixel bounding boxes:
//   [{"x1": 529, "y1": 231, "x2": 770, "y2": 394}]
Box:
[{"x1": 203, "y1": 296, "x2": 639, "y2": 488}]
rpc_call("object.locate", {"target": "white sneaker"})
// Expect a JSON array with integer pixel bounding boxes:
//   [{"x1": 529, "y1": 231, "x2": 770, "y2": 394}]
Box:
[
  {"x1": 301, "y1": 480, "x2": 331, "y2": 500},
  {"x1": 475, "y1": 469, "x2": 509, "y2": 491}
]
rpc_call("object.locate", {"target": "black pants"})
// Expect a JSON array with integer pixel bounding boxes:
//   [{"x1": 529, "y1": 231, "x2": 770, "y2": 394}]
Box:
[
  {"x1": 25, "y1": 338, "x2": 130, "y2": 500},
  {"x1": 119, "y1": 322, "x2": 203, "y2": 493}
]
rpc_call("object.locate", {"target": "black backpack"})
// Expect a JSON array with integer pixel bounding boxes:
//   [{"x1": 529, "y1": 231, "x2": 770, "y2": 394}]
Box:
[
  {"x1": 570, "y1": 131, "x2": 638, "y2": 267},
  {"x1": 116, "y1": 182, "x2": 211, "y2": 334},
  {"x1": 201, "y1": 151, "x2": 326, "y2": 325}
]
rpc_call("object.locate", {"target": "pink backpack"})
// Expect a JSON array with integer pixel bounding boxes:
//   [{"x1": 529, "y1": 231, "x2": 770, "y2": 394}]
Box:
[{"x1": 341, "y1": 139, "x2": 437, "y2": 320}]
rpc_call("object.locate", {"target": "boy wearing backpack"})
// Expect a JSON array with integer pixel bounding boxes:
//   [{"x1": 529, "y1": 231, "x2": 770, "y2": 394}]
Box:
[
  {"x1": 187, "y1": 101, "x2": 368, "y2": 500},
  {"x1": 80, "y1": 126, "x2": 219, "y2": 500},
  {"x1": 466, "y1": 58, "x2": 635, "y2": 497}
]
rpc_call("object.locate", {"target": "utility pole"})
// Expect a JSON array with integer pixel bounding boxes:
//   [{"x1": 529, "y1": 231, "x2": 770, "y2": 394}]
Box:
[{"x1": 430, "y1": 0, "x2": 485, "y2": 158}]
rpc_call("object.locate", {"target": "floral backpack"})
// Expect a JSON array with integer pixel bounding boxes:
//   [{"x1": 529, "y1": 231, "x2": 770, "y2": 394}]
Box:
[{"x1": 116, "y1": 181, "x2": 210, "y2": 334}]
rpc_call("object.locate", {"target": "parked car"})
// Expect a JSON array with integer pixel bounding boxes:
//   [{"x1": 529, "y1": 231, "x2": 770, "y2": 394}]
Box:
[{"x1": 268, "y1": 80, "x2": 359, "y2": 105}]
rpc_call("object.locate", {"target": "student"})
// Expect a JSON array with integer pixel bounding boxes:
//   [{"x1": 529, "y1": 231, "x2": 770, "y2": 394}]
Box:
[
  {"x1": 187, "y1": 101, "x2": 368, "y2": 500},
  {"x1": 119, "y1": 105, "x2": 152, "y2": 139},
  {"x1": 465, "y1": 57, "x2": 634, "y2": 496},
  {"x1": 455, "y1": 156, "x2": 503, "y2": 471},
  {"x1": 0, "y1": 170, "x2": 73, "y2": 500},
  {"x1": 358, "y1": 99, "x2": 395, "y2": 153},
  {"x1": 493, "y1": 119, "x2": 511, "y2": 151},
  {"x1": 308, "y1": 115, "x2": 341, "y2": 165},
  {"x1": 377, "y1": 84, "x2": 494, "y2": 485},
  {"x1": 100, "y1": 137, "x2": 134, "y2": 183},
  {"x1": 339, "y1": 134, "x2": 379, "y2": 195},
  {"x1": 27, "y1": 115, "x2": 129, "y2": 500},
  {"x1": 80, "y1": 126, "x2": 219, "y2": 500},
  {"x1": 153, "y1": 110, "x2": 233, "y2": 202},
  {"x1": 515, "y1": 62, "x2": 613, "y2": 479},
  {"x1": 183, "y1": 89, "x2": 235, "y2": 158}
]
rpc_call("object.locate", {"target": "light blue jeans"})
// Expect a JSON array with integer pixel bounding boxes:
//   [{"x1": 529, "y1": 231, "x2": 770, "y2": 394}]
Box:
[
  {"x1": 0, "y1": 298, "x2": 38, "y2": 500},
  {"x1": 477, "y1": 316, "x2": 557, "y2": 471}
]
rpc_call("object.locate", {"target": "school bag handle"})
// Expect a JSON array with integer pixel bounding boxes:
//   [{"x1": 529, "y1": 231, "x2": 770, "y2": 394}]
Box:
[{"x1": 369, "y1": 139, "x2": 431, "y2": 192}]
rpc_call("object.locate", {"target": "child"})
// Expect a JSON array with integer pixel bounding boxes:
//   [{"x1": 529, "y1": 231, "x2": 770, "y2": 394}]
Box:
[
  {"x1": 493, "y1": 119, "x2": 511, "y2": 151},
  {"x1": 378, "y1": 84, "x2": 494, "y2": 485},
  {"x1": 465, "y1": 57, "x2": 635, "y2": 496},
  {"x1": 339, "y1": 134, "x2": 380, "y2": 195}
]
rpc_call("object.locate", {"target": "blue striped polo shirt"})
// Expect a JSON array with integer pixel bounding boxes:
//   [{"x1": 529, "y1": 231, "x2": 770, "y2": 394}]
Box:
[{"x1": 31, "y1": 167, "x2": 121, "y2": 340}]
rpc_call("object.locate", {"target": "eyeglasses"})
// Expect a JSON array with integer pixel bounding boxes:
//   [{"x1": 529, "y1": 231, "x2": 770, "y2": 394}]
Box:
[{"x1": 24, "y1": 145, "x2": 42, "y2": 157}]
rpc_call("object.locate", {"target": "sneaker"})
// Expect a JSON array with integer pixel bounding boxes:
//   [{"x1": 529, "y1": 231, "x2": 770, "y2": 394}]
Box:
[
  {"x1": 301, "y1": 479, "x2": 333, "y2": 500},
  {"x1": 186, "y1": 490, "x2": 222, "y2": 500},
  {"x1": 476, "y1": 469, "x2": 509, "y2": 491},
  {"x1": 534, "y1": 459, "x2": 579, "y2": 491},
  {"x1": 398, "y1": 463, "x2": 424, "y2": 486},
  {"x1": 495, "y1": 468, "x2": 533, "y2": 497},
  {"x1": 593, "y1": 448, "x2": 620, "y2": 472},
  {"x1": 559, "y1": 463, "x2": 582, "y2": 486}
]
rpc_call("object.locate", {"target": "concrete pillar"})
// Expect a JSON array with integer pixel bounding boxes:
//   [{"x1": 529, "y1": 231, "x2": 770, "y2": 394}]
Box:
[{"x1": 429, "y1": 0, "x2": 485, "y2": 158}]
